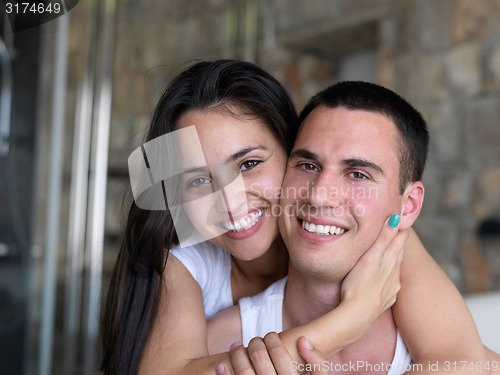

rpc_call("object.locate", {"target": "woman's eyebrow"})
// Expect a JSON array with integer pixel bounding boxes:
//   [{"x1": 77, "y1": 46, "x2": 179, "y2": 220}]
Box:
[
  {"x1": 181, "y1": 146, "x2": 267, "y2": 173},
  {"x1": 289, "y1": 148, "x2": 318, "y2": 161},
  {"x1": 181, "y1": 166, "x2": 209, "y2": 174},
  {"x1": 224, "y1": 146, "x2": 267, "y2": 163}
]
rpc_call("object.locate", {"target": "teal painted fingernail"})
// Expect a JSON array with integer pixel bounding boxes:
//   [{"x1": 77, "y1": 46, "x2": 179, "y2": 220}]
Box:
[{"x1": 388, "y1": 214, "x2": 401, "y2": 228}]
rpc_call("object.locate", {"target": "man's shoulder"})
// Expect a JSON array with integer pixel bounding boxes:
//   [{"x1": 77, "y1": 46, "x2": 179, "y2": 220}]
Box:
[{"x1": 240, "y1": 276, "x2": 288, "y2": 310}]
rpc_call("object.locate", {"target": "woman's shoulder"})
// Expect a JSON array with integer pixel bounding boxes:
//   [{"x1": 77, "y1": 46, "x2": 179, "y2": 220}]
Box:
[
  {"x1": 169, "y1": 241, "x2": 230, "y2": 262},
  {"x1": 168, "y1": 241, "x2": 234, "y2": 318},
  {"x1": 168, "y1": 241, "x2": 232, "y2": 282}
]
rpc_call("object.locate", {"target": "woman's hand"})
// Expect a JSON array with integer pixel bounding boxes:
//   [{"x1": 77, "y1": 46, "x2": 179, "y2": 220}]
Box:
[{"x1": 340, "y1": 214, "x2": 408, "y2": 327}]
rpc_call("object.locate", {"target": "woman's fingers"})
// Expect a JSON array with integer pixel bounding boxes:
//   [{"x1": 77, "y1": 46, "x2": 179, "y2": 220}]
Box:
[
  {"x1": 363, "y1": 214, "x2": 403, "y2": 260},
  {"x1": 341, "y1": 214, "x2": 409, "y2": 318}
]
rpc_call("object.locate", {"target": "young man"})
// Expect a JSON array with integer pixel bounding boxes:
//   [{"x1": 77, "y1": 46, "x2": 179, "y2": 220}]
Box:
[{"x1": 209, "y1": 81, "x2": 490, "y2": 375}]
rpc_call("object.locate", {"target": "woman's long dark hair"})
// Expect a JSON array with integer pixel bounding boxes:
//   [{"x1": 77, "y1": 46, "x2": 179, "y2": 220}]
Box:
[{"x1": 100, "y1": 59, "x2": 298, "y2": 374}]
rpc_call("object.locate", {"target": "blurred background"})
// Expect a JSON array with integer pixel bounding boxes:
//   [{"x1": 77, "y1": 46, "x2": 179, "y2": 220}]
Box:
[{"x1": 1, "y1": 0, "x2": 499, "y2": 374}]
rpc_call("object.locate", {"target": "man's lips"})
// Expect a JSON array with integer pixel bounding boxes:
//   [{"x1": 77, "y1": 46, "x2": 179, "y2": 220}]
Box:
[{"x1": 299, "y1": 219, "x2": 348, "y2": 236}]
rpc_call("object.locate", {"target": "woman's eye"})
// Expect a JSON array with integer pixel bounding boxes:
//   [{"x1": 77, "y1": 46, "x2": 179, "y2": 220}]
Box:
[
  {"x1": 299, "y1": 163, "x2": 318, "y2": 172},
  {"x1": 188, "y1": 177, "x2": 212, "y2": 188},
  {"x1": 240, "y1": 160, "x2": 260, "y2": 171}
]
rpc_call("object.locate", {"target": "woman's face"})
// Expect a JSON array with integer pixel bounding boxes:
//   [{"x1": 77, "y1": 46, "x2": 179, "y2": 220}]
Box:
[{"x1": 174, "y1": 108, "x2": 287, "y2": 261}]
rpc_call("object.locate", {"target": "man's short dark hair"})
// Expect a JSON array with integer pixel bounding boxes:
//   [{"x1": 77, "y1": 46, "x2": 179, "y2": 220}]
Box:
[{"x1": 298, "y1": 81, "x2": 429, "y2": 193}]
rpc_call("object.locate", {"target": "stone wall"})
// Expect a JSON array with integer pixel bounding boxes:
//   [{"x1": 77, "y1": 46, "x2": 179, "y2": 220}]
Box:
[{"x1": 386, "y1": 0, "x2": 500, "y2": 293}]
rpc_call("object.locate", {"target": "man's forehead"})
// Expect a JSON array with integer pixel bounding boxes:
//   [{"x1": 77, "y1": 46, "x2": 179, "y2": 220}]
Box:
[
  {"x1": 291, "y1": 106, "x2": 402, "y2": 178},
  {"x1": 295, "y1": 105, "x2": 398, "y2": 145}
]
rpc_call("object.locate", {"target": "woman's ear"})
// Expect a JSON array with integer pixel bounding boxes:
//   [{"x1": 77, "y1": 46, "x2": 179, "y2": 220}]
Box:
[{"x1": 399, "y1": 181, "x2": 425, "y2": 230}]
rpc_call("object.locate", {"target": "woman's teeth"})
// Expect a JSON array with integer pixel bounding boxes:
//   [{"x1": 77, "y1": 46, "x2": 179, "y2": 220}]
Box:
[
  {"x1": 302, "y1": 220, "x2": 346, "y2": 235},
  {"x1": 221, "y1": 210, "x2": 264, "y2": 232}
]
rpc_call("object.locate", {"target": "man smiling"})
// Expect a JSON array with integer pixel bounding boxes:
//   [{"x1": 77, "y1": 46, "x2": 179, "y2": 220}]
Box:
[
  {"x1": 273, "y1": 82, "x2": 426, "y2": 373},
  {"x1": 209, "y1": 81, "x2": 489, "y2": 374},
  {"x1": 279, "y1": 81, "x2": 427, "y2": 289}
]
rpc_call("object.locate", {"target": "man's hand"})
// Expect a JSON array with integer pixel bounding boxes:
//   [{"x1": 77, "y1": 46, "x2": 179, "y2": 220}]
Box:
[
  {"x1": 296, "y1": 336, "x2": 329, "y2": 375},
  {"x1": 216, "y1": 333, "x2": 331, "y2": 375},
  {"x1": 223, "y1": 333, "x2": 300, "y2": 375}
]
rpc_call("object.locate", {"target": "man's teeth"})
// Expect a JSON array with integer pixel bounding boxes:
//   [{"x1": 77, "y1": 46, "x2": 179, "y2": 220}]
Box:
[
  {"x1": 222, "y1": 210, "x2": 264, "y2": 232},
  {"x1": 302, "y1": 220, "x2": 346, "y2": 235}
]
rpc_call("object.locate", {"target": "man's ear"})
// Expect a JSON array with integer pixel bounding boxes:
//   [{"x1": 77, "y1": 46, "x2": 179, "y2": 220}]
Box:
[{"x1": 399, "y1": 181, "x2": 425, "y2": 230}]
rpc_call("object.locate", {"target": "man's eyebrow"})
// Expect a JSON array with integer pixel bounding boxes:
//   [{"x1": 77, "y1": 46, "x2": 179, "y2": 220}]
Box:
[
  {"x1": 343, "y1": 158, "x2": 384, "y2": 175},
  {"x1": 289, "y1": 149, "x2": 319, "y2": 161},
  {"x1": 224, "y1": 146, "x2": 267, "y2": 163}
]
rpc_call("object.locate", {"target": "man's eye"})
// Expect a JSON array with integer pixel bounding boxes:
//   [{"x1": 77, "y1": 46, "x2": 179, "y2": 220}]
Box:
[
  {"x1": 240, "y1": 160, "x2": 260, "y2": 171},
  {"x1": 350, "y1": 171, "x2": 368, "y2": 179},
  {"x1": 299, "y1": 163, "x2": 318, "y2": 172},
  {"x1": 188, "y1": 177, "x2": 212, "y2": 188}
]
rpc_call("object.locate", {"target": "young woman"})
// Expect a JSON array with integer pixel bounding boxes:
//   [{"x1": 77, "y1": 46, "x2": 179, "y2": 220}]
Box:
[{"x1": 101, "y1": 60, "x2": 486, "y2": 375}]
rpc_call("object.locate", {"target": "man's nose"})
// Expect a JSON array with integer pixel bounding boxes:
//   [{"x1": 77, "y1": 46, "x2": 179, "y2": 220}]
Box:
[{"x1": 308, "y1": 171, "x2": 342, "y2": 208}]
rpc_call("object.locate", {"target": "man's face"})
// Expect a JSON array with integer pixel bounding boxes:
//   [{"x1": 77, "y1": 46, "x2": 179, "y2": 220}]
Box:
[{"x1": 278, "y1": 105, "x2": 405, "y2": 281}]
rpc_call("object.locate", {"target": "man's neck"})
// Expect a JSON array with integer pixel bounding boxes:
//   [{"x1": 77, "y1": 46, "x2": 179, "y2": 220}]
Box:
[{"x1": 282, "y1": 264, "x2": 344, "y2": 330}]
